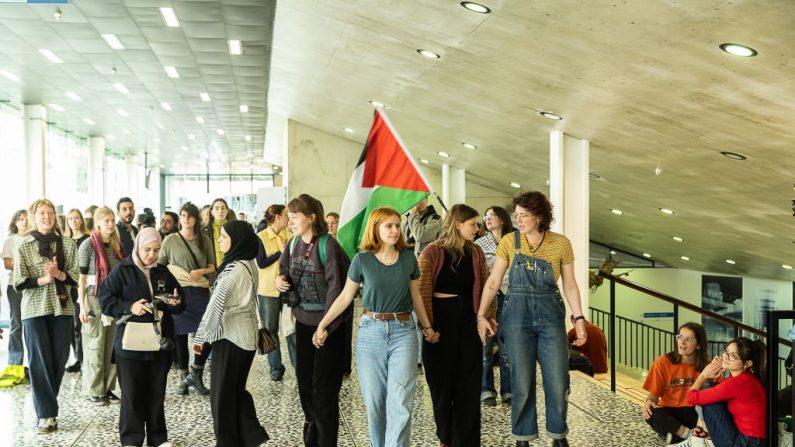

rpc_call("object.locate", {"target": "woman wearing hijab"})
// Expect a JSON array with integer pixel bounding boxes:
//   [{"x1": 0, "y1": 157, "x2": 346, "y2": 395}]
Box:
[
  {"x1": 194, "y1": 220, "x2": 269, "y2": 447},
  {"x1": 100, "y1": 228, "x2": 185, "y2": 447},
  {"x1": 13, "y1": 199, "x2": 80, "y2": 433}
]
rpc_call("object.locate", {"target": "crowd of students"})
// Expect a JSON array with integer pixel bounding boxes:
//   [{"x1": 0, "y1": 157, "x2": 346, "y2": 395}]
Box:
[{"x1": 0, "y1": 190, "x2": 770, "y2": 447}]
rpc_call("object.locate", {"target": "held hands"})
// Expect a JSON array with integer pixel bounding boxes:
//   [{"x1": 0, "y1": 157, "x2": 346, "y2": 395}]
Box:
[
  {"x1": 130, "y1": 299, "x2": 153, "y2": 317},
  {"x1": 571, "y1": 319, "x2": 588, "y2": 347},
  {"x1": 476, "y1": 318, "x2": 498, "y2": 345},
  {"x1": 421, "y1": 327, "x2": 440, "y2": 343},
  {"x1": 275, "y1": 275, "x2": 290, "y2": 293},
  {"x1": 192, "y1": 343, "x2": 203, "y2": 355},
  {"x1": 641, "y1": 399, "x2": 659, "y2": 419}
]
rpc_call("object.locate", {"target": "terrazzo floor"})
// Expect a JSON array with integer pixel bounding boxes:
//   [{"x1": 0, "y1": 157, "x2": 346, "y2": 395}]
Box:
[{"x1": 0, "y1": 325, "x2": 662, "y2": 447}]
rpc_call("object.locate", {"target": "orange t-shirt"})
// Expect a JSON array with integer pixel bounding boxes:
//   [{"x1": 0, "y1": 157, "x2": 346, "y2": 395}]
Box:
[{"x1": 642, "y1": 355, "x2": 699, "y2": 407}]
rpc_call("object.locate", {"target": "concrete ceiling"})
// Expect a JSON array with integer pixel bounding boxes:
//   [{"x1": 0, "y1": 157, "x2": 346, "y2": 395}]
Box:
[
  {"x1": 268, "y1": 0, "x2": 795, "y2": 282},
  {"x1": 0, "y1": 0, "x2": 276, "y2": 174}
]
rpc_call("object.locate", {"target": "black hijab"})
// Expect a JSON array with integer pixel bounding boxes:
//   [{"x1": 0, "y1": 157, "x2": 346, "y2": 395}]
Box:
[{"x1": 217, "y1": 220, "x2": 260, "y2": 274}]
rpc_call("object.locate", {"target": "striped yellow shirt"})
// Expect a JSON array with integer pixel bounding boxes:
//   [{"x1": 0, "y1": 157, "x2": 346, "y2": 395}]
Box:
[{"x1": 495, "y1": 231, "x2": 574, "y2": 283}]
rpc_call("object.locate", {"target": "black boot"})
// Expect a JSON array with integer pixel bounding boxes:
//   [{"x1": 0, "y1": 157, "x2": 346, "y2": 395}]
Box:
[
  {"x1": 175, "y1": 369, "x2": 189, "y2": 396},
  {"x1": 516, "y1": 442, "x2": 530, "y2": 447},
  {"x1": 186, "y1": 365, "x2": 210, "y2": 395},
  {"x1": 551, "y1": 439, "x2": 569, "y2": 447}
]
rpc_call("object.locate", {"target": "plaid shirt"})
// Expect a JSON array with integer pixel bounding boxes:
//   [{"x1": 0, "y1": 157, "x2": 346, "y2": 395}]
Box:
[
  {"x1": 13, "y1": 235, "x2": 79, "y2": 320},
  {"x1": 475, "y1": 232, "x2": 508, "y2": 293}
]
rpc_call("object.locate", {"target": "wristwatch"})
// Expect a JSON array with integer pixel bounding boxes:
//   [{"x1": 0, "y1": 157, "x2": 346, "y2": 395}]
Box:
[{"x1": 570, "y1": 315, "x2": 585, "y2": 324}]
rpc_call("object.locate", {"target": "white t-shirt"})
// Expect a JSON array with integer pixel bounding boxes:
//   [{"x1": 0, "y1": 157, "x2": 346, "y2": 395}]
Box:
[{"x1": 1, "y1": 234, "x2": 24, "y2": 283}]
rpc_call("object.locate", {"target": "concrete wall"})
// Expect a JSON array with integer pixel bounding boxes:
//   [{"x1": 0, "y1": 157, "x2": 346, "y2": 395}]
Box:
[{"x1": 286, "y1": 120, "x2": 511, "y2": 215}]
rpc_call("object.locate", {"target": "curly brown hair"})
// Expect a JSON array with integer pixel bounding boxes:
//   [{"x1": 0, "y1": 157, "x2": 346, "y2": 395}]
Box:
[{"x1": 511, "y1": 191, "x2": 554, "y2": 232}]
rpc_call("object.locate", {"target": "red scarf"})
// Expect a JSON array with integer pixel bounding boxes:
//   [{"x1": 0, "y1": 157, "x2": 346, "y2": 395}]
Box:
[{"x1": 91, "y1": 231, "x2": 124, "y2": 289}]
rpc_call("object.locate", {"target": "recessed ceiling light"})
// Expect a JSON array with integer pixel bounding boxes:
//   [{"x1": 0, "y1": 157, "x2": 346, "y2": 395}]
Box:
[
  {"x1": 720, "y1": 151, "x2": 747, "y2": 161},
  {"x1": 113, "y1": 83, "x2": 129, "y2": 94},
  {"x1": 460, "y1": 1, "x2": 491, "y2": 13},
  {"x1": 156, "y1": 123, "x2": 166, "y2": 131},
  {"x1": 196, "y1": 116, "x2": 204, "y2": 124},
  {"x1": 154, "y1": 138, "x2": 161, "y2": 144},
  {"x1": 160, "y1": 102, "x2": 172, "y2": 111},
  {"x1": 116, "y1": 108, "x2": 129, "y2": 117},
  {"x1": 672, "y1": 236, "x2": 683, "y2": 242},
  {"x1": 539, "y1": 111, "x2": 563, "y2": 120},
  {"x1": 659, "y1": 208, "x2": 675, "y2": 215},
  {"x1": 244, "y1": 135, "x2": 252, "y2": 142},
  {"x1": 681, "y1": 256, "x2": 691, "y2": 261},
  {"x1": 228, "y1": 40, "x2": 242, "y2": 55},
  {"x1": 726, "y1": 259, "x2": 736, "y2": 265},
  {"x1": 369, "y1": 100, "x2": 386, "y2": 108},
  {"x1": 510, "y1": 182, "x2": 521, "y2": 189},
  {"x1": 0, "y1": 69, "x2": 20, "y2": 82},
  {"x1": 343, "y1": 127, "x2": 354, "y2": 134},
  {"x1": 419, "y1": 159, "x2": 430, "y2": 165},
  {"x1": 187, "y1": 134, "x2": 195, "y2": 140},
  {"x1": 82, "y1": 118, "x2": 95, "y2": 125},
  {"x1": 239, "y1": 105, "x2": 248, "y2": 113},
  {"x1": 462, "y1": 142, "x2": 477, "y2": 150},
  {"x1": 65, "y1": 91, "x2": 82, "y2": 101},
  {"x1": 609, "y1": 250, "x2": 616, "y2": 255},
  {"x1": 101, "y1": 34, "x2": 125, "y2": 50},
  {"x1": 181, "y1": 146, "x2": 188, "y2": 151},
  {"x1": 610, "y1": 209, "x2": 623, "y2": 215},
  {"x1": 416, "y1": 49, "x2": 441, "y2": 59},
  {"x1": 783, "y1": 264, "x2": 793, "y2": 270},
  {"x1": 39, "y1": 49, "x2": 63, "y2": 64},
  {"x1": 105, "y1": 134, "x2": 115, "y2": 141},
  {"x1": 49, "y1": 103, "x2": 64, "y2": 112},
  {"x1": 642, "y1": 253, "x2": 652, "y2": 258},
  {"x1": 160, "y1": 7, "x2": 180, "y2": 27},
  {"x1": 216, "y1": 129, "x2": 224, "y2": 135},
  {"x1": 273, "y1": 166, "x2": 280, "y2": 171},
  {"x1": 164, "y1": 66, "x2": 180, "y2": 78},
  {"x1": 719, "y1": 43, "x2": 757, "y2": 57},
  {"x1": 437, "y1": 151, "x2": 450, "y2": 158},
  {"x1": 200, "y1": 93, "x2": 211, "y2": 102}
]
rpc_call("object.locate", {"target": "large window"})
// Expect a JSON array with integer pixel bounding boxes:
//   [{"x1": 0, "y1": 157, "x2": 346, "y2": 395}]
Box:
[
  {"x1": 164, "y1": 174, "x2": 274, "y2": 213},
  {"x1": 45, "y1": 125, "x2": 89, "y2": 212},
  {"x1": 0, "y1": 104, "x2": 24, "y2": 313}
]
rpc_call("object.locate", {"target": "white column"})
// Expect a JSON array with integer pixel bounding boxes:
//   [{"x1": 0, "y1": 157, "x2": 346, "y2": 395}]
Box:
[
  {"x1": 549, "y1": 130, "x2": 590, "y2": 313},
  {"x1": 23, "y1": 104, "x2": 47, "y2": 201},
  {"x1": 441, "y1": 163, "x2": 466, "y2": 209},
  {"x1": 88, "y1": 137, "x2": 106, "y2": 206}
]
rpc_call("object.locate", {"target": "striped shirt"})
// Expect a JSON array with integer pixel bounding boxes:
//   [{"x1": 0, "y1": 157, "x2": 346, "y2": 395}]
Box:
[
  {"x1": 194, "y1": 259, "x2": 259, "y2": 351},
  {"x1": 78, "y1": 238, "x2": 123, "y2": 296},
  {"x1": 13, "y1": 235, "x2": 79, "y2": 319},
  {"x1": 495, "y1": 231, "x2": 574, "y2": 283}
]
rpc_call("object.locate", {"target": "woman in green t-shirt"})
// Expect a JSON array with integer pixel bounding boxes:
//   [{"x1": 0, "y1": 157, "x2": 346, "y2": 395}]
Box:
[{"x1": 314, "y1": 206, "x2": 438, "y2": 447}]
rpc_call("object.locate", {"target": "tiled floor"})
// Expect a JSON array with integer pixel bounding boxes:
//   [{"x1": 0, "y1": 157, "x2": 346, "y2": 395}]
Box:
[{"x1": 0, "y1": 331, "x2": 661, "y2": 447}]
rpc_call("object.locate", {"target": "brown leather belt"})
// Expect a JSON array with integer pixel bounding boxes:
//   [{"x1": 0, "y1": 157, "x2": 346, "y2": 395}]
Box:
[{"x1": 363, "y1": 310, "x2": 411, "y2": 321}]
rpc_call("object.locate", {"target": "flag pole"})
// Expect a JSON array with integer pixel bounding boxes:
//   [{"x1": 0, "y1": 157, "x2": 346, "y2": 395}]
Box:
[{"x1": 432, "y1": 193, "x2": 448, "y2": 212}]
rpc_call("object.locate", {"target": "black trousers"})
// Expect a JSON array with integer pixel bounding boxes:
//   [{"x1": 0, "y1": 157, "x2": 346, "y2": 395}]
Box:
[
  {"x1": 175, "y1": 333, "x2": 212, "y2": 369},
  {"x1": 343, "y1": 314, "x2": 353, "y2": 374},
  {"x1": 210, "y1": 339, "x2": 269, "y2": 447},
  {"x1": 116, "y1": 352, "x2": 171, "y2": 447},
  {"x1": 69, "y1": 287, "x2": 82, "y2": 364},
  {"x1": 295, "y1": 320, "x2": 346, "y2": 447},
  {"x1": 422, "y1": 297, "x2": 482, "y2": 446},
  {"x1": 646, "y1": 405, "x2": 698, "y2": 437}
]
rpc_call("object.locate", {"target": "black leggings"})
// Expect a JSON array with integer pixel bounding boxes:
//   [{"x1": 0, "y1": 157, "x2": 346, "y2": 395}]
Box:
[
  {"x1": 646, "y1": 406, "x2": 698, "y2": 437},
  {"x1": 175, "y1": 334, "x2": 212, "y2": 369}
]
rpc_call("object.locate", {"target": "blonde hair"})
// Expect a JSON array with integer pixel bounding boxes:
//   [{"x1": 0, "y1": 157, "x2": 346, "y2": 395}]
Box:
[
  {"x1": 28, "y1": 198, "x2": 59, "y2": 234},
  {"x1": 359, "y1": 207, "x2": 408, "y2": 252},
  {"x1": 434, "y1": 204, "x2": 479, "y2": 265},
  {"x1": 93, "y1": 206, "x2": 124, "y2": 257},
  {"x1": 66, "y1": 208, "x2": 88, "y2": 237}
]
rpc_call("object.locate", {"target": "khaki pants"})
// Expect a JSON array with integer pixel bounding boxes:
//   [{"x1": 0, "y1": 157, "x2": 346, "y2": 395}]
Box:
[{"x1": 81, "y1": 294, "x2": 117, "y2": 397}]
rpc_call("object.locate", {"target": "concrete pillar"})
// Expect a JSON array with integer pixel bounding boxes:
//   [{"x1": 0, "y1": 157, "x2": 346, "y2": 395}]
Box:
[
  {"x1": 441, "y1": 163, "x2": 466, "y2": 210},
  {"x1": 23, "y1": 104, "x2": 47, "y2": 201},
  {"x1": 549, "y1": 130, "x2": 590, "y2": 313},
  {"x1": 88, "y1": 137, "x2": 106, "y2": 206}
]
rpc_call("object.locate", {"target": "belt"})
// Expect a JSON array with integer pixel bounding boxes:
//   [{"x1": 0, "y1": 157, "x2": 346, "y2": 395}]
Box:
[{"x1": 363, "y1": 310, "x2": 411, "y2": 321}]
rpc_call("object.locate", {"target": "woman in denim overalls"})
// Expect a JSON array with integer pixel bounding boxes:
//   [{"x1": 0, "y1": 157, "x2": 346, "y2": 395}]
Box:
[{"x1": 476, "y1": 191, "x2": 588, "y2": 447}]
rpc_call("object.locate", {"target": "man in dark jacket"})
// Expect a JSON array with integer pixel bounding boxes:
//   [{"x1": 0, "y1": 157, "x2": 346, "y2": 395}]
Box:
[{"x1": 116, "y1": 197, "x2": 137, "y2": 255}]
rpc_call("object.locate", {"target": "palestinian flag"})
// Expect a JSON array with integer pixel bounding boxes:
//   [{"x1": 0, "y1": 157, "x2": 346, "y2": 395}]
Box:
[{"x1": 337, "y1": 109, "x2": 433, "y2": 258}]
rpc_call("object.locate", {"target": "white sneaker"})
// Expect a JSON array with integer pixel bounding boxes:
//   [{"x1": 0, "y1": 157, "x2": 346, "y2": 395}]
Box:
[
  {"x1": 157, "y1": 442, "x2": 173, "y2": 447},
  {"x1": 36, "y1": 417, "x2": 57, "y2": 434}
]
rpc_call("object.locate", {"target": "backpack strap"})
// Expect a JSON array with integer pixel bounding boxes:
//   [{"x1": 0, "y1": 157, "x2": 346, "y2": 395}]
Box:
[{"x1": 288, "y1": 234, "x2": 330, "y2": 267}]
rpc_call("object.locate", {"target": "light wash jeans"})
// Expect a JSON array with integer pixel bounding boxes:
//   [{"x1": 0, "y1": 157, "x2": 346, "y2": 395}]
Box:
[
  {"x1": 257, "y1": 295, "x2": 296, "y2": 378},
  {"x1": 356, "y1": 315, "x2": 419, "y2": 447},
  {"x1": 6, "y1": 286, "x2": 24, "y2": 365},
  {"x1": 481, "y1": 291, "x2": 510, "y2": 400}
]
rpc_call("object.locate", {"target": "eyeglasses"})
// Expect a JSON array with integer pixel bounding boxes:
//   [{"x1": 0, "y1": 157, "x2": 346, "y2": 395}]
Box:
[
  {"x1": 721, "y1": 349, "x2": 740, "y2": 362},
  {"x1": 511, "y1": 212, "x2": 532, "y2": 221},
  {"x1": 483, "y1": 214, "x2": 498, "y2": 221},
  {"x1": 675, "y1": 334, "x2": 696, "y2": 344}
]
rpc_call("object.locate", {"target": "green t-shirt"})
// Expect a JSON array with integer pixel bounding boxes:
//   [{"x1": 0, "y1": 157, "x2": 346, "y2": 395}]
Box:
[{"x1": 348, "y1": 250, "x2": 420, "y2": 313}]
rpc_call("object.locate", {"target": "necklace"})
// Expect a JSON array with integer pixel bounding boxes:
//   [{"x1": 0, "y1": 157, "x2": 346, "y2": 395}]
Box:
[
  {"x1": 375, "y1": 250, "x2": 399, "y2": 266},
  {"x1": 523, "y1": 232, "x2": 546, "y2": 271}
]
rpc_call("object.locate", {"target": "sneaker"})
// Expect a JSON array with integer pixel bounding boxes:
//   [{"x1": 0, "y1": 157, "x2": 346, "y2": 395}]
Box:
[
  {"x1": 88, "y1": 396, "x2": 109, "y2": 406},
  {"x1": 36, "y1": 418, "x2": 57, "y2": 434},
  {"x1": 65, "y1": 362, "x2": 81, "y2": 373},
  {"x1": 501, "y1": 393, "x2": 512, "y2": 404},
  {"x1": 157, "y1": 442, "x2": 173, "y2": 447},
  {"x1": 482, "y1": 395, "x2": 496, "y2": 406},
  {"x1": 106, "y1": 391, "x2": 120, "y2": 401}
]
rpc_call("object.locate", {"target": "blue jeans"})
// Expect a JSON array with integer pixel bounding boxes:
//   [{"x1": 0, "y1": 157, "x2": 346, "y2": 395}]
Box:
[
  {"x1": 482, "y1": 291, "x2": 510, "y2": 399},
  {"x1": 23, "y1": 315, "x2": 72, "y2": 419},
  {"x1": 502, "y1": 289, "x2": 570, "y2": 441},
  {"x1": 6, "y1": 286, "x2": 24, "y2": 365},
  {"x1": 702, "y1": 399, "x2": 765, "y2": 447},
  {"x1": 356, "y1": 315, "x2": 419, "y2": 447},
  {"x1": 257, "y1": 295, "x2": 296, "y2": 377}
]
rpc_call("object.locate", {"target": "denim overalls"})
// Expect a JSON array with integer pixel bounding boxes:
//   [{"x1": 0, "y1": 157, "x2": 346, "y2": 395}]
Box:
[{"x1": 501, "y1": 230, "x2": 570, "y2": 441}]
